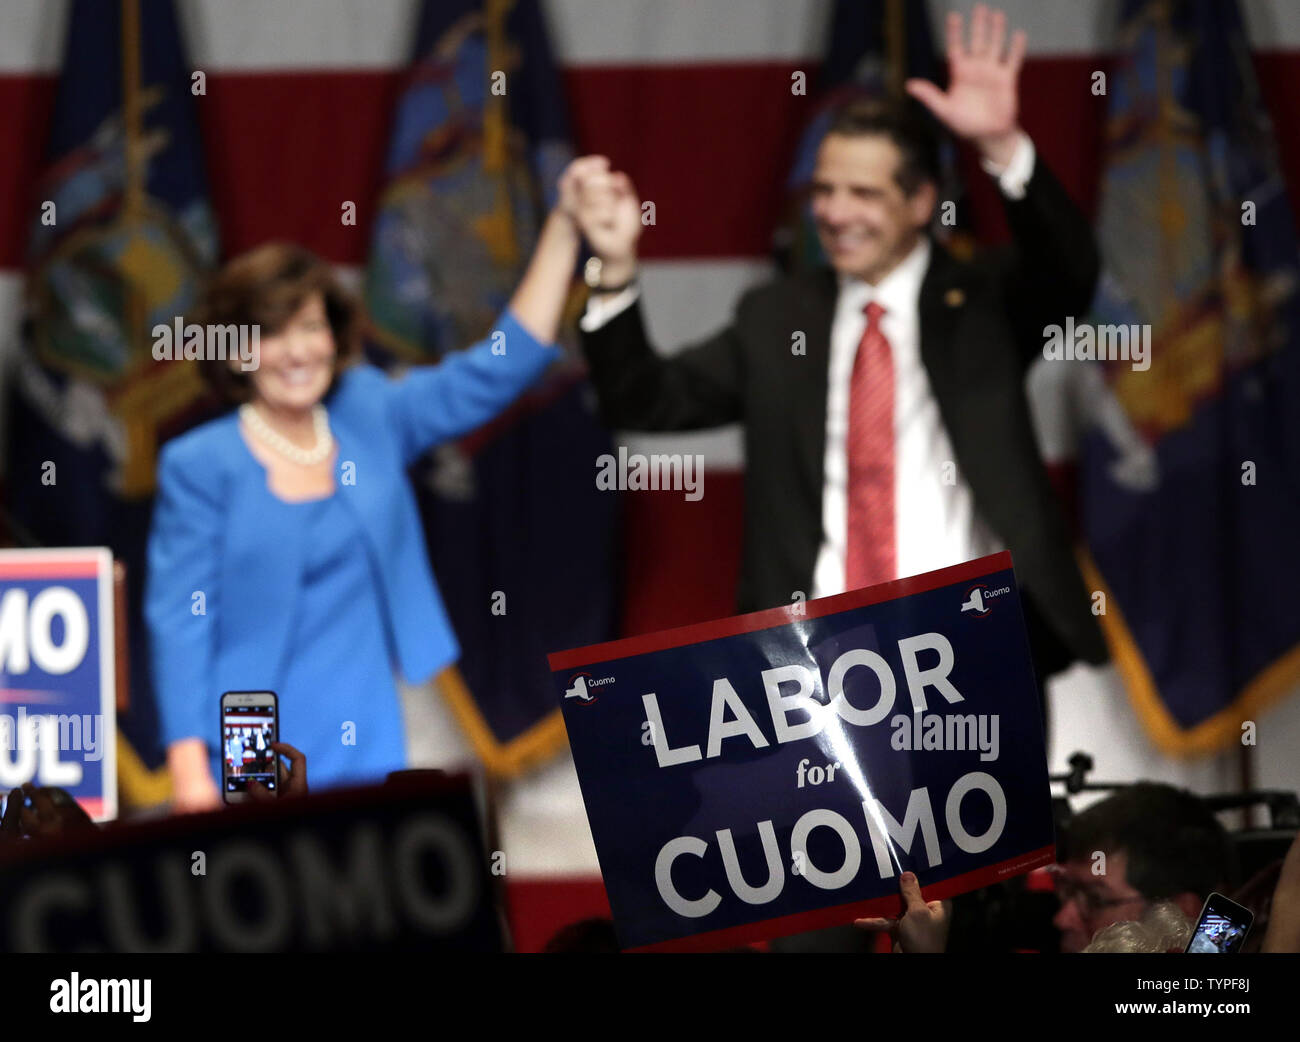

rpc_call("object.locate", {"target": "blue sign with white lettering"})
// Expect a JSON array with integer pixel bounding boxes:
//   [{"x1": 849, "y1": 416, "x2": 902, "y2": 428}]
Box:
[
  {"x1": 550, "y1": 552, "x2": 1055, "y2": 950},
  {"x1": 0, "y1": 549, "x2": 116, "y2": 820}
]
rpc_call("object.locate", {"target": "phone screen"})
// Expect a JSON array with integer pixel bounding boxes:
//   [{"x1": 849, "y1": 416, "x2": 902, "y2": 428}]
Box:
[
  {"x1": 1185, "y1": 894, "x2": 1252, "y2": 953},
  {"x1": 221, "y1": 696, "x2": 278, "y2": 798}
]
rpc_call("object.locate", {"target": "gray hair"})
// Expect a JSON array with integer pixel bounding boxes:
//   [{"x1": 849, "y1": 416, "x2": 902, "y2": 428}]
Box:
[{"x1": 1083, "y1": 902, "x2": 1193, "y2": 953}]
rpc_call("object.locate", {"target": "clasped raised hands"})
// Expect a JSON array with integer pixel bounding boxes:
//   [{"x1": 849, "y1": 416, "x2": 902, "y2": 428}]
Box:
[{"x1": 556, "y1": 155, "x2": 641, "y2": 285}]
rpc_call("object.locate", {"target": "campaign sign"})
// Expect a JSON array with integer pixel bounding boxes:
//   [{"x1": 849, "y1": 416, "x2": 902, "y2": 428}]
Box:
[
  {"x1": 550, "y1": 552, "x2": 1055, "y2": 951},
  {"x1": 0, "y1": 548, "x2": 116, "y2": 821},
  {"x1": 0, "y1": 772, "x2": 504, "y2": 952}
]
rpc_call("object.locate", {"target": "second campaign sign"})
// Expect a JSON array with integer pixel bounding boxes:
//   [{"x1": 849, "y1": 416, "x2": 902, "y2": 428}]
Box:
[
  {"x1": 0, "y1": 548, "x2": 116, "y2": 821},
  {"x1": 550, "y1": 552, "x2": 1055, "y2": 950}
]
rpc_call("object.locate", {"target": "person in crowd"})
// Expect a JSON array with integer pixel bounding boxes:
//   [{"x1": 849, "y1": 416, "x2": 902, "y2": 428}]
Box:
[
  {"x1": 147, "y1": 157, "x2": 603, "y2": 811},
  {"x1": 0, "y1": 783, "x2": 96, "y2": 843},
  {"x1": 569, "y1": 1, "x2": 1103, "y2": 957},
  {"x1": 0, "y1": 741, "x2": 308, "y2": 846},
  {"x1": 1052, "y1": 782, "x2": 1233, "y2": 953},
  {"x1": 1261, "y1": 825, "x2": 1300, "y2": 952},
  {"x1": 569, "y1": 3, "x2": 1106, "y2": 703},
  {"x1": 1078, "y1": 825, "x2": 1300, "y2": 953}
]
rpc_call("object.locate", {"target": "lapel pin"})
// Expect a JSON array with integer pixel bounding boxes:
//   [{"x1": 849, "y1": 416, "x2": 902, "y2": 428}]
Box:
[{"x1": 944, "y1": 288, "x2": 965, "y2": 308}]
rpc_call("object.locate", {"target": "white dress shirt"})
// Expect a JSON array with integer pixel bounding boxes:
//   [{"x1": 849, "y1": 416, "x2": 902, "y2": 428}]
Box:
[
  {"x1": 581, "y1": 133, "x2": 1037, "y2": 599},
  {"x1": 810, "y1": 235, "x2": 1002, "y2": 596}
]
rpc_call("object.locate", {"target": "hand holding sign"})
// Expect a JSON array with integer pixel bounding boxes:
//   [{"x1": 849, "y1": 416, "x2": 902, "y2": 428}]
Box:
[
  {"x1": 551, "y1": 552, "x2": 1053, "y2": 951},
  {"x1": 854, "y1": 871, "x2": 952, "y2": 953}
]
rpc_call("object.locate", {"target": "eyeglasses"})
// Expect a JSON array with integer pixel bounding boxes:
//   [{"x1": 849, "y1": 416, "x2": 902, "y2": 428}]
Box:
[{"x1": 1054, "y1": 878, "x2": 1147, "y2": 917}]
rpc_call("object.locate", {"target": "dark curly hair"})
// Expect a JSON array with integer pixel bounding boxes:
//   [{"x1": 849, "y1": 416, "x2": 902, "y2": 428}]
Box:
[
  {"x1": 823, "y1": 96, "x2": 942, "y2": 196},
  {"x1": 1065, "y1": 782, "x2": 1235, "y2": 901},
  {"x1": 191, "y1": 242, "x2": 362, "y2": 403}
]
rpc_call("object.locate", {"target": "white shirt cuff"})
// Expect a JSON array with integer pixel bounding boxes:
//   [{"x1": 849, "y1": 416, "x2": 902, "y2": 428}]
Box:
[
  {"x1": 980, "y1": 132, "x2": 1035, "y2": 200},
  {"x1": 579, "y1": 284, "x2": 641, "y2": 332}
]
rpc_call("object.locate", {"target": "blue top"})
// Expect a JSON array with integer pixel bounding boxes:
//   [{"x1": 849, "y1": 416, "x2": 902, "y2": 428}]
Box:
[
  {"x1": 145, "y1": 310, "x2": 558, "y2": 788},
  {"x1": 269, "y1": 494, "x2": 404, "y2": 790}
]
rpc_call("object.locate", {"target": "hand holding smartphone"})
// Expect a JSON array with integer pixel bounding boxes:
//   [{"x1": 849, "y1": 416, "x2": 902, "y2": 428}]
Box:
[
  {"x1": 1184, "y1": 892, "x2": 1253, "y2": 953},
  {"x1": 220, "y1": 691, "x2": 279, "y2": 804}
]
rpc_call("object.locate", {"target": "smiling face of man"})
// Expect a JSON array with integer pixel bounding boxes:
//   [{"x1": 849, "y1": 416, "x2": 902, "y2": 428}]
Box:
[{"x1": 809, "y1": 132, "x2": 937, "y2": 287}]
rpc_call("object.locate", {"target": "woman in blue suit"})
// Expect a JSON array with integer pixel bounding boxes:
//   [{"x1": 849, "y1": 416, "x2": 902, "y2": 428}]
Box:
[{"x1": 147, "y1": 158, "x2": 604, "y2": 811}]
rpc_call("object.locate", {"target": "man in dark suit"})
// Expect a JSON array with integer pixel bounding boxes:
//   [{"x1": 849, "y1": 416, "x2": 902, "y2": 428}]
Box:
[{"x1": 572, "y1": 4, "x2": 1107, "y2": 689}]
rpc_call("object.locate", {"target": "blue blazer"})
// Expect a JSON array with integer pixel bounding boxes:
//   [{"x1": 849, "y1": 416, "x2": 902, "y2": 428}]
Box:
[{"x1": 145, "y1": 310, "x2": 558, "y2": 750}]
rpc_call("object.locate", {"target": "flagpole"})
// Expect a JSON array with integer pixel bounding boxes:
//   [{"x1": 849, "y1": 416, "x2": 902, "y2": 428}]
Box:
[
  {"x1": 483, "y1": 0, "x2": 519, "y2": 268},
  {"x1": 118, "y1": 0, "x2": 156, "y2": 498},
  {"x1": 886, "y1": 0, "x2": 905, "y2": 98},
  {"x1": 121, "y1": 0, "x2": 144, "y2": 221}
]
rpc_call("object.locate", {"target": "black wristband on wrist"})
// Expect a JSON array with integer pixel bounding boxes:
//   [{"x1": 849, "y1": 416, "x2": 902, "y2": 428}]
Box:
[{"x1": 592, "y1": 279, "x2": 636, "y2": 294}]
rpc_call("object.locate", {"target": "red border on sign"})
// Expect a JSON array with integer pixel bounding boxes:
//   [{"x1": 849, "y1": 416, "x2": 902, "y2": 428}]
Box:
[
  {"x1": 625, "y1": 840, "x2": 1055, "y2": 953},
  {"x1": 549, "y1": 551, "x2": 1013, "y2": 672},
  {"x1": 0, "y1": 557, "x2": 102, "y2": 579}
]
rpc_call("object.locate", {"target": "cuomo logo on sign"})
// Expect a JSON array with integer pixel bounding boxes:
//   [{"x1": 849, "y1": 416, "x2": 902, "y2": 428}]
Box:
[
  {"x1": 565, "y1": 673, "x2": 614, "y2": 705},
  {"x1": 960, "y1": 584, "x2": 1010, "y2": 617}
]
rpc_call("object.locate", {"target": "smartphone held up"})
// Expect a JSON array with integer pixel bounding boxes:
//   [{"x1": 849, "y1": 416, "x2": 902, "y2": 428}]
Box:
[
  {"x1": 220, "y1": 691, "x2": 279, "y2": 804},
  {"x1": 1185, "y1": 893, "x2": 1253, "y2": 953}
]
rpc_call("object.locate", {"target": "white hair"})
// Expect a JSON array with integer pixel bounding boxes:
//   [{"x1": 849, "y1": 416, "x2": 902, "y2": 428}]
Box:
[{"x1": 1083, "y1": 902, "x2": 1193, "y2": 953}]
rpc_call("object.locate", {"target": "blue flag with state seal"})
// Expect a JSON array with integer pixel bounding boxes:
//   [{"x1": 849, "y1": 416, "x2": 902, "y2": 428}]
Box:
[
  {"x1": 1079, "y1": 0, "x2": 1300, "y2": 754},
  {"x1": 4, "y1": 0, "x2": 221, "y2": 808},
  {"x1": 363, "y1": 0, "x2": 618, "y2": 776}
]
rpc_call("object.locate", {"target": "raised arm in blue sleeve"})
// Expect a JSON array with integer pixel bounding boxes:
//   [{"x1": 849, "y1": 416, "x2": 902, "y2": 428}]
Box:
[
  {"x1": 144, "y1": 442, "x2": 223, "y2": 751},
  {"x1": 384, "y1": 309, "x2": 560, "y2": 465}
]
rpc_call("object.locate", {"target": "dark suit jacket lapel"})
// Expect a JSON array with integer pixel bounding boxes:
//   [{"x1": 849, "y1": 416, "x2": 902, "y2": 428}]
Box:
[
  {"x1": 787, "y1": 252, "x2": 971, "y2": 577},
  {"x1": 794, "y1": 266, "x2": 838, "y2": 495},
  {"x1": 796, "y1": 250, "x2": 968, "y2": 492},
  {"x1": 918, "y1": 243, "x2": 969, "y2": 394}
]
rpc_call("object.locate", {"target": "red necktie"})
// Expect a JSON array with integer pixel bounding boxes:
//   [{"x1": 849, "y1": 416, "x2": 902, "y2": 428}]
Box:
[{"x1": 844, "y1": 300, "x2": 895, "y2": 590}]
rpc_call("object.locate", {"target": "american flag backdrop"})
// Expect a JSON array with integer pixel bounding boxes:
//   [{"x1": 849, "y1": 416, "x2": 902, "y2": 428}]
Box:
[{"x1": 3, "y1": 0, "x2": 1300, "y2": 950}]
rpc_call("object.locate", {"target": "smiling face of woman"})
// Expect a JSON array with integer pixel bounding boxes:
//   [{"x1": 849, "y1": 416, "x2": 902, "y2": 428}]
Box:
[{"x1": 244, "y1": 291, "x2": 336, "y2": 417}]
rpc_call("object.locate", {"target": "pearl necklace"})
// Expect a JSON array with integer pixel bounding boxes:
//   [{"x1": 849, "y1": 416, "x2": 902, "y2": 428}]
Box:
[{"x1": 239, "y1": 403, "x2": 334, "y2": 465}]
